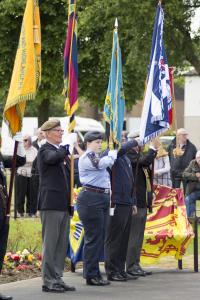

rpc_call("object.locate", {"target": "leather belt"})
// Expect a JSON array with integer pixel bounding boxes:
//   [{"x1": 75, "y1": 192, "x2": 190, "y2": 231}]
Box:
[{"x1": 83, "y1": 186, "x2": 110, "y2": 194}]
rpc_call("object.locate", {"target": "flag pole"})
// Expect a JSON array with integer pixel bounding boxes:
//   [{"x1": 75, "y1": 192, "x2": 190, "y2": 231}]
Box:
[
  {"x1": 7, "y1": 142, "x2": 19, "y2": 216},
  {"x1": 63, "y1": 0, "x2": 78, "y2": 216},
  {"x1": 113, "y1": 18, "x2": 118, "y2": 150}
]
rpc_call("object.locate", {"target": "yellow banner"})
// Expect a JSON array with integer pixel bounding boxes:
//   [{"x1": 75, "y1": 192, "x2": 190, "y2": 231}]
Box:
[
  {"x1": 141, "y1": 185, "x2": 194, "y2": 264},
  {"x1": 3, "y1": 0, "x2": 41, "y2": 136}
]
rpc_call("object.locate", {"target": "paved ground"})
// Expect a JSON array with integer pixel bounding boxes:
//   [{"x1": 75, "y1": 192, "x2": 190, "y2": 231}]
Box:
[{"x1": 1, "y1": 268, "x2": 200, "y2": 300}]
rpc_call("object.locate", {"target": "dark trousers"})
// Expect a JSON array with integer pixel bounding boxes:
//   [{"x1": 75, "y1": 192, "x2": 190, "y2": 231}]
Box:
[
  {"x1": 30, "y1": 175, "x2": 39, "y2": 214},
  {"x1": 15, "y1": 174, "x2": 38, "y2": 215},
  {"x1": 0, "y1": 212, "x2": 5, "y2": 272},
  {"x1": 105, "y1": 204, "x2": 132, "y2": 275},
  {"x1": 15, "y1": 174, "x2": 31, "y2": 214},
  {"x1": 171, "y1": 175, "x2": 187, "y2": 194},
  {"x1": 77, "y1": 190, "x2": 109, "y2": 279},
  {"x1": 126, "y1": 207, "x2": 147, "y2": 271}
]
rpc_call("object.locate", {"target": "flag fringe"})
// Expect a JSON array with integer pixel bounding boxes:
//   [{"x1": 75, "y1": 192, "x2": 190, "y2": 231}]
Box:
[
  {"x1": 4, "y1": 92, "x2": 36, "y2": 111},
  {"x1": 142, "y1": 127, "x2": 168, "y2": 145}
]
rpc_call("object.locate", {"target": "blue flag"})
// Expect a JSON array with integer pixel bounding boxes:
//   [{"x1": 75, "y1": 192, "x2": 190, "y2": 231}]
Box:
[
  {"x1": 104, "y1": 21, "x2": 125, "y2": 145},
  {"x1": 139, "y1": 3, "x2": 172, "y2": 144}
]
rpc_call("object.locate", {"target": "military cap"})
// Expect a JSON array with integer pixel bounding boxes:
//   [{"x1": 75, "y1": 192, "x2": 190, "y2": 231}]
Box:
[
  {"x1": 84, "y1": 131, "x2": 103, "y2": 143},
  {"x1": 41, "y1": 119, "x2": 61, "y2": 131}
]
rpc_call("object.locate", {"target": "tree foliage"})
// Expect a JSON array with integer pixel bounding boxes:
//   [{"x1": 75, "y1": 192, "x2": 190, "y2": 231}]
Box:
[{"x1": 0, "y1": 0, "x2": 199, "y2": 123}]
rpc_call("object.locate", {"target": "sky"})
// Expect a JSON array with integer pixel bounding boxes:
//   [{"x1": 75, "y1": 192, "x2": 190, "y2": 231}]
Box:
[{"x1": 191, "y1": 7, "x2": 200, "y2": 32}]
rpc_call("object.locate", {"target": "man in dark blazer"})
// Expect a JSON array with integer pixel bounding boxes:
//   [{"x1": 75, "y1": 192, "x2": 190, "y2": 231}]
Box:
[
  {"x1": 105, "y1": 140, "x2": 138, "y2": 282},
  {"x1": 37, "y1": 119, "x2": 76, "y2": 293},
  {"x1": 0, "y1": 133, "x2": 26, "y2": 300},
  {"x1": 126, "y1": 137, "x2": 159, "y2": 277}
]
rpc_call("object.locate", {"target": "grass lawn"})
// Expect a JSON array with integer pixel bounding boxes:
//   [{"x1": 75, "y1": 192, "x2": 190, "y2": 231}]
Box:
[
  {"x1": 7, "y1": 218, "x2": 42, "y2": 253},
  {"x1": 7, "y1": 217, "x2": 200, "y2": 256}
]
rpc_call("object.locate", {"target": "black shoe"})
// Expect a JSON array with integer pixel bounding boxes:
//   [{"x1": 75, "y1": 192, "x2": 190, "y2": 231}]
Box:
[
  {"x1": 137, "y1": 265, "x2": 152, "y2": 276},
  {"x1": 121, "y1": 271, "x2": 139, "y2": 280},
  {"x1": 0, "y1": 294, "x2": 13, "y2": 300},
  {"x1": 59, "y1": 282, "x2": 76, "y2": 291},
  {"x1": 98, "y1": 278, "x2": 110, "y2": 286},
  {"x1": 42, "y1": 284, "x2": 65, "y2": 293},
  {"x1": 127, "y1": 269, "x2": 146, "y2": 277},
  {"x1": 86, "y1": 277, "x2": 107, "y2": 286},
  {"x1": 143, "y1": 270, "x2": 152, "y2": 276},
  {"x1": 107, "y1": 273, "x2": 127, "y2": 282}
]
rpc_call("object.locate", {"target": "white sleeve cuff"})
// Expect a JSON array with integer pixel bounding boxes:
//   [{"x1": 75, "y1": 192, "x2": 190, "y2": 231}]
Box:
[{"x1": 17, "y1": 143, "x2": 26, "y2": 157}]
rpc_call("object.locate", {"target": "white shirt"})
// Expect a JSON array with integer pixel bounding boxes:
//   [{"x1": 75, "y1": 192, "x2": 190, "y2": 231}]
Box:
[{"x1": 17, "y1": 146, "x2": 38, "y2": 177}]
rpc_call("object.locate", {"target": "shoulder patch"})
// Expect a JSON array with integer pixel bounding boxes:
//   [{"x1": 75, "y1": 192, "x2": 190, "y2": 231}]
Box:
[{"x1": 87, "y1": 152, "x2": 100, "y2": 169}]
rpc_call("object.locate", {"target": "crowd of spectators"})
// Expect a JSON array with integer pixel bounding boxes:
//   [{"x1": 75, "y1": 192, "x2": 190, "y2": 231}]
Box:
[{"x1": 13, "y1": 127, "x2": 200, "y2": 220}]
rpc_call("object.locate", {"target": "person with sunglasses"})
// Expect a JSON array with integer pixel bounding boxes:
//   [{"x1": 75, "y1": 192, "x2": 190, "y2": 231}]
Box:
[{"x1": 15, "y1": 135, "x2": 37, "y2": 217}]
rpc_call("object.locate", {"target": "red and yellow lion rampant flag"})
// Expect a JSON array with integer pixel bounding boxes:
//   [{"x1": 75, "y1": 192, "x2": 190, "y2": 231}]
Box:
[{"x1": 141, "y1": 185, "x2": 194, "y2": 264}]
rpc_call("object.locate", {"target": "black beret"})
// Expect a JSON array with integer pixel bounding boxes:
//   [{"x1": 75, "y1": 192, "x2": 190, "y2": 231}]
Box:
[
  {"x1": 41, "y1": 119, "x2": 61, "y2": 131},
  {"x1": 84, "y1": 131, "x2": 103, "y2": 143},
  {"x1": 130, "y1": 139, "x2": 139, "y2": 147}
]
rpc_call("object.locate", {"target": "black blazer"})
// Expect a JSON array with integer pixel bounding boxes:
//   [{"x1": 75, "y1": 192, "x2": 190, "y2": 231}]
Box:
[
  {"x1": 37, "y1": 142, "x2": 70, "y2": 211},
  {"x1": 127, "y1": 148, "x2": 157, "y2": 208},
  {"x1": 167, "y1": 138, "x2": 197, "y2": 179},
  {"x1": 32, "y1": 139, "x2": 40, "y2": 151}
]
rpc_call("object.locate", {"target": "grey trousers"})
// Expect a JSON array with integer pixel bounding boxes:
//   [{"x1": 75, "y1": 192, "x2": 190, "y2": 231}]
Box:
[
  {"x1": 40, "y1": 210, "x2": 70, "y2": 288},
  {"x1": 126, "y1": 207, "x2": 147, "y2": 271}
]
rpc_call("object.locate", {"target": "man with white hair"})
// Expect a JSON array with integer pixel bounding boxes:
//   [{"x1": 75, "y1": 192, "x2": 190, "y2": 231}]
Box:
[
  {"x1": 183, "y1": 150, "x2": 200, "y2": 217},
  {"x1": 37, "y1": 119, "x2": 76, "y2": 293},
  {"x1": 32, "y1": 127, "x2": 45, "y2": 150},
  {"x1": 167, "y1": 128, "x2": 197, "y2": 192}
]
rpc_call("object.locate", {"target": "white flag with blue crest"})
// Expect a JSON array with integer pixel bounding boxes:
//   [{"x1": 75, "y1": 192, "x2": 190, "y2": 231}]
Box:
[{"x1": 139, "y1": 3, "x2": 172, "y2": 144}]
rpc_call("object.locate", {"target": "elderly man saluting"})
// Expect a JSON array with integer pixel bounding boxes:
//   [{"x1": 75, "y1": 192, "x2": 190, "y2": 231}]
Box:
[{"x1": 37, "y1": 119, "x2": 76, "y2": 293}]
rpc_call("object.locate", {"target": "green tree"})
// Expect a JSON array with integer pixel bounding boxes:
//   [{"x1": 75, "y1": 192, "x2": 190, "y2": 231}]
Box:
[
  {"x1": 78, "y1": 0, "x2": 200, "y2": 108},
  {"x1": 0, "y1": 0, "x2": 68, "y2": 125},
  {"x1": 0, "y1": 0, "x2": 200, "y2": 124}
]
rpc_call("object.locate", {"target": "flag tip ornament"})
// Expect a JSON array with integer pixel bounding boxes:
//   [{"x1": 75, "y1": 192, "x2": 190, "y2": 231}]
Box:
[{"x1": 114, "y1": 18, "x2": 118, "y2": 28}]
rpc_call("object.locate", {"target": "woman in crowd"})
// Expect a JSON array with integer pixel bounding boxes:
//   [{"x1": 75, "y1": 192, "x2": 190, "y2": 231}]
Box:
[
  {"x1": 15, "y1": 135, "x2": 38, "y2": 217},
  {"x1": 154, "y1": 139, "x2": 172, "y2": 187}
]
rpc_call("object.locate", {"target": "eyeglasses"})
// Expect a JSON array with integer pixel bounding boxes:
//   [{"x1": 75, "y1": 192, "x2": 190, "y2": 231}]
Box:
[{"x1": 51, "y1": 129, "x2": 64, "y2": 133}]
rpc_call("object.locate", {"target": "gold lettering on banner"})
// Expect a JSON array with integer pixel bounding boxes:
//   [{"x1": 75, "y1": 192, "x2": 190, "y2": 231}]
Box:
[
  {"x1": 33, "y1": 25, "x2": 39, "y2": 44},
  {"x1": 18, "y1": 23, "x2": 26, "y2": 90}
]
